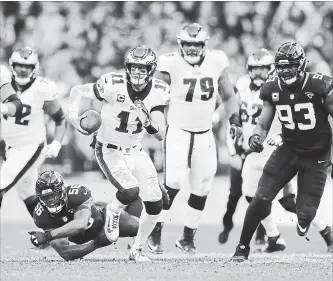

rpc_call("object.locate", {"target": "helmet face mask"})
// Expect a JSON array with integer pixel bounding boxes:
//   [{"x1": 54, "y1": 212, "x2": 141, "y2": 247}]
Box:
[
  {"x1": 125, "y1": 46, "x2": 157, "y2": 91},
  {"x1": 274, "y1": 42, "x2": 307, "y2": 86},
  {"x1": 9, "y1": 47, "x2": 39, "y2": 86},
  {"x1": 246, "y1": 48, "x2": 275, "y2": 88},
  {"x1": 36, "y1": 171, "x2": 67, "y2": 214},
  {"x1": 177, "y1": 23, "x2": 209, "y2": 65}
]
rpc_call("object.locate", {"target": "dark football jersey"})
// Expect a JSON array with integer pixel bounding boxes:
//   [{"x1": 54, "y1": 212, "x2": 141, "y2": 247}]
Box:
[
  {"x1": 33, "y1": 184, "x2": 104, "y2": 244},
  {"x1": 260, "y1": 73, "x2": 333, "y2": 155}
]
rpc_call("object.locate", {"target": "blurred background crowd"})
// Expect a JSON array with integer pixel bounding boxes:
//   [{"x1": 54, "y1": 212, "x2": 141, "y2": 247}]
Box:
[{"x1": 1, "y1": 1, "x2": 332, "y2": 175}]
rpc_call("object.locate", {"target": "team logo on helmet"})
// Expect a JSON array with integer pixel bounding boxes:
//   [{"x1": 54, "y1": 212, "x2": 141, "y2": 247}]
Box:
[
  {"x1": 274, "y1": 42, "x2": 307, "y2": 85},
  {"x1": 177, "y1": 23, "x2": 209, "y2": 65},
  {"x1": 9, "y1": 47, "x2": 39, "y2": 86},
  {"x1": 125, "y1": 45, "x2": 157, "y2": 90}
]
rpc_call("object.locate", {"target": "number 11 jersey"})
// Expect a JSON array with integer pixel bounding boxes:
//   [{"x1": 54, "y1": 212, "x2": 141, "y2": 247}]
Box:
[
  {"x1": 260, "y1": 73, "x2": 333, "y2": 155},
  {"x1": 93, "y1": 72, "x2": 170, "y2": 147},
  {"x1": 157, "y1": 50, "x2": 229, "y2": 132}
]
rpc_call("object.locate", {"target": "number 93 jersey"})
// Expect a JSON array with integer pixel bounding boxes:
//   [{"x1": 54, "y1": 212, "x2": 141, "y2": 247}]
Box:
[
  {"x1": 93, "y1": 72, "x2": 170, "y2": 147},
  {"x1": 157, "y1": 50, "x2": 229, "y2": 132},
  {"x1": 1, "y1": 77, "x2": 58, "y2": 147},
  {"x1": 260, "y1": 73, "x2": 333, "y2": 155}
]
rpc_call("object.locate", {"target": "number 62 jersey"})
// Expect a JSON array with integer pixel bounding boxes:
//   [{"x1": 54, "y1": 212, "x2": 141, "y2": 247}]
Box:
[
  {"x1": 260, "y1": 73, "x2": 333, "y2": 155},
  {"x1": 93, "y1": 72, "x2": 170, "y2": 147}
]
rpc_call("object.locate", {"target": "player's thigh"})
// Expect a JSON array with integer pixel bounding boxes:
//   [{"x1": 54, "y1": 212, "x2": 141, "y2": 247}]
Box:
[
  {"x1": 95, "y1": 142, "x2": 138, "y2": 190},
  {"x1": 1, "y1": 143, "x2": 44, "y2": 191},
  {"x1": 256, "y1": 145, "x2": 298, "y2": 201},
  {"x1": 189, "y1": 131, "x2": 217, "y2": 196},
  {"x1": 132, "y1": 149, "x2": 161, "y2": 202},
  {"x1": 119, "y1": 209, "x2": 139, "y2": 237},
  {"x1": 164, "y1": 126, "x2": 191, "y2": 189}
]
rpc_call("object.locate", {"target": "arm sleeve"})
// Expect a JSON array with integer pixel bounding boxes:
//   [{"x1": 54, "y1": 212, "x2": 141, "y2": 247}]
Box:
[
  {"x1": 151, "y1": 83, "x2": 170, "y2": 112},
  {"x1": 68, "y1": 185, "x2": 93, "y2": 210},
  {"x1": 156, "y1": 54, "x2": 172, "y2": 73},
  {"x1": 43, "y1": 80, "x2": 59, "y2": 102},
  {"x1": 259, "y1": 82, "x2": 273, "y2": 103}
]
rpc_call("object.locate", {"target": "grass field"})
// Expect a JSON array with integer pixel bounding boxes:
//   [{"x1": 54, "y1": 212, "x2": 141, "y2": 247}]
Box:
[{"x1": 1, "y1": 174, "x2": 332, "y2": 281}]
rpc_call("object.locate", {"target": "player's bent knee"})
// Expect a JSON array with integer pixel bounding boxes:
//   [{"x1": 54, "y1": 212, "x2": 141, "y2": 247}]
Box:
[
  {"x1": 188, "y1": 193, "x2": 207, "y2": 211},
  {"x1": 279, "y1": 193, "x2": 296, "y2": 213},
  {"x1": 252, "y1": 196, "x2": 272, "y2": 219},
  {"x1": 144, "y1": 200, "x2": 163, "y2": 215},
  {"x1": 116, "y1": 186, "x2": 140, "y2": 205}
]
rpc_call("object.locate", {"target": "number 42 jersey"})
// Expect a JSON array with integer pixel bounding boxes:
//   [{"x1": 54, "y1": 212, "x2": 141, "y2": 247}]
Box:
[
  {"x1": 93, "y1": 72, "x2": 170, "y2": 147},
  {"x1": 157, "y1": 50, "x2": 229, "y2": 132},
  {"x1": 260, "y1": 73, "x2": 333, "y2": 155}
]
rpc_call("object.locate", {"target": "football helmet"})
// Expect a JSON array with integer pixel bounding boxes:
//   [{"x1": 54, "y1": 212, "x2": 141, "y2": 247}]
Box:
[
  {"x1": 9, "y1": 47, "x2": 39, "y2": 86},
  {"x1": 35, "y1": 171, "x2": 67, "y2": 214},
  {"x1": 125, "y1": 45, "x2": 157, "y2": 90},
  {"x1": 275, "y1": 42, "x2": 307, "y2": 85},
  {"x1": 177, "y1": 23, "x2": 209, "y2": 65},
  {"x1": 246, "y1": 49, "x2": 275, "y2": 88}
]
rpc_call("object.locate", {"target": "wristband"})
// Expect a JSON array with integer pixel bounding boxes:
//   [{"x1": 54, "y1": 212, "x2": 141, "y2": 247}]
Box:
[
  {"x1": 44, "y1": 231, "x2": 53, "y2": 242},
  {"x1": 145, "y1": 122, "x2": 159, "y2": 134}
]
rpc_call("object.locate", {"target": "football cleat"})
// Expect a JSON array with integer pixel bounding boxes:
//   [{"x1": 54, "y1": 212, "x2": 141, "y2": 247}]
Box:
[
  {"x1": 218, "y1": 222, "x2": 234, "y2": 244},
  {"x1": 104, "y1": 203, "x2": 120, "y2": 242},
  {"x1": 147, "y1": 222, "x2": 164, "y2": 254},
  {"x1": 175, "y1": 237, "x2": 196, "y2": 255},
  {"x1": 263, "y1": 235, "x2": 286, "y2": 253},
  {"x1": 297, "y1": 222, "x2": 310, "y2": 237},
  {"x1": 230, "y1": 244, "x2": 250, "y2": 262},
  {"x1": 129, "y1": 245, "x2": 152, "y2": 262},
  {"x1": 319, "y1": 226, "x2": 333, "y2": 253}
]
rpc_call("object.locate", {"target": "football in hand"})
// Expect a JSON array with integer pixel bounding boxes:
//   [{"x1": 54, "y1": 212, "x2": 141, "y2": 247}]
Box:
[{"x1": 80, "y1": 110, "x2": 102, "y2": 135}]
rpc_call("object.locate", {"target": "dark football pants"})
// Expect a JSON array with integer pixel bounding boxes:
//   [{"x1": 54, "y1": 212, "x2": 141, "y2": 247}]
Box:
[{"x1": 256, "y1": 144, "x2": 329, "y2": 225}]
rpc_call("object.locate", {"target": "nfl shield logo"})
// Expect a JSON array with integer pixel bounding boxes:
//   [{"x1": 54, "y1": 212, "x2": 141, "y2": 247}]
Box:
[
  {"x1": 272, "y1": 92, "x2": 279, "y2": 101},
  {"x1": 290, "y1": 94, "x2": 294, "y2": 100}
]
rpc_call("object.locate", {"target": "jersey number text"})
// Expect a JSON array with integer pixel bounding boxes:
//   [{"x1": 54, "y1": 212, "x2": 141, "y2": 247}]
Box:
[
  {"x1": 115, "y1": 111, "x2": 143, "y2": 134},
  {"x1": 184, "y1": 77, "x2": 214, "y2": 102}
]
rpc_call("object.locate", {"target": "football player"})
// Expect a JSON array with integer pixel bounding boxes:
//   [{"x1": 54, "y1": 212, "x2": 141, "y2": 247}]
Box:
[
  {"x1": 1, "y1": 64, "x2": 23, "y2": 117},
  {"x1": 147, "y1": 23, "x2": 242, "y2": 254},
  {"x1": 232, "y1": 41, "x2": 333, "y2": 261},
  {"x1": 29, "y1": 171, "x2": 141, "y2": 261},
  {"x1": 219, "y1": 49, "x2": 275, "y2": 246},
  {"x1": 0, "y1": 47, "x2": 67, "y2": 218},
  {"x1": 69, "y1": 46, "x2": 170, "y2": 262}
]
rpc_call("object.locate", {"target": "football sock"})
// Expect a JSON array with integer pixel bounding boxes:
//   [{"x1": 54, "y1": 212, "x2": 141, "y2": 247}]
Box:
[
  {"x1": 157, "y1": 209, "x2": 169, "y2": 223},
  {"x1": 261, "y1": 213, "x2": 280, "y2": 237},
  {"x1": 223, "y1": 194, "x2": 242, "y2": 229},
  {"x1": 184, "y1": 205, "x2": 202, "y2": 229},
  {"x1": 239, "y1": 198, "x2": 271, "y2": 246},
  {"x1": 133, "y1": 209, "x2": 159, "y2": 247},
  {"x1": 311, "y1": 211, "x2": 327, "y2": 232}
]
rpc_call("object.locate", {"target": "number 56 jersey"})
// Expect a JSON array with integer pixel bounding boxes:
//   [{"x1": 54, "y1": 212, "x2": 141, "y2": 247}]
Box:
[
  {"x1": 157, "y1": 50, "x2": 229, "y2": 132},
  {"x1": 1, "y1": 77, "x2": 58, "y2": 147},
  {"x1": 93, "y1": 72, "x2": 170, "y2": 147},
  {"x1": 260, "y1": 73, "x2": 333, "y2": 155}
]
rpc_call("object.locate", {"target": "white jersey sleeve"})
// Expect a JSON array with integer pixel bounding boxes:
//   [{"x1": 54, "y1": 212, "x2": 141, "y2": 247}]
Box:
[
  {"x1": 156, "y1": 53, "x2": 176, "y2": 73},
  {"x1": 151, "y1": 79, "x2": 170, "y2": 110},
  {"x1": 94, "y1": 72, "x2": 124, "y2": 103},
  {"x1": 39, "y1": 78, "x2": 58, "y2": 102},
  {"x1": 212, "y1": 50, "x2": 229, "y2": 73}
]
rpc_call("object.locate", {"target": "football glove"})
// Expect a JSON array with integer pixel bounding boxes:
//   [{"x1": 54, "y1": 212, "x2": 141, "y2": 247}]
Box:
[
  {"x1": 69, "y1": 113, "x2": 90, "y2": 135},
  {"x1": 133, "y1": 99, "x2": 151, "y2": 127},
  {"x1": 42, "y1": 140, "x2": 62, "y2": 158},
  {"x1": 229, "y1": 125, "x2": 243, "y2": 145},
  {"x1": 28, "y1": 231, "x2": 53, "y2": 246},
  {"x1": 266, "y1": 134, "x2": 283, "y2": 147},
  {"x1": 249, "y1": 134, "x2": 264, "y2": 153}
]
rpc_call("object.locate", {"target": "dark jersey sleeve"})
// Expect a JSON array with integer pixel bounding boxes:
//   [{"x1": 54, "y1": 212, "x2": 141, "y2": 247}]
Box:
[
  {"x1": 259, "y1": 77, "x2": 277, "y2": 103},
  {"x1": 67, "y1": 185, "x2": 92, "y2": 211},
  {"x1": 33, "y1": 202, "x2": 56, "y2": 231},
  {"x1": 320, "y1": 74, "x2": 333, "y2": 99}
]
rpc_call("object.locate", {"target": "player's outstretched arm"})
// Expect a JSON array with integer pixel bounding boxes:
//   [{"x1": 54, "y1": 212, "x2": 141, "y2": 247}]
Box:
[
  {"x1": 49, "y1": 238, "x2": 100, "y2": 261},
  {"x1": 0, "y1": 83, "x2": 23, "y2": 117},
  {"x1": 43, "y1": 99, "x2": 67, "y2": 158}
]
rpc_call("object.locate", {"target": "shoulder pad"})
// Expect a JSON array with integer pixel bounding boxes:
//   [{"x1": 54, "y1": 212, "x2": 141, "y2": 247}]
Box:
[
  {"x1": 235, "y1": 75, "x2": 251, "y2": 92},
  {"x1": 33, "y1": 202, "x2": 51, "y2": 230},
  {"x1": 208, "y1": 49, "x2": 229, "y2": 71},
  {"x1": 37, "y1": 77, "x2": 58, "y2": 101},
  {"x1": 67, "y1": 184, "x2": 92, "y2": 209},
  {"x1": 309, "y1": 73, "x2": 333, "y2": 96},
  {"x1": 259, "y1": 79, "x2": 277, "y2": 102},
  {"x1": 152, "y1": 78, "x2": 170, "y2": 106},
  {"x1": 157, "y1": 53, "x2": 178, "y2": 72}
]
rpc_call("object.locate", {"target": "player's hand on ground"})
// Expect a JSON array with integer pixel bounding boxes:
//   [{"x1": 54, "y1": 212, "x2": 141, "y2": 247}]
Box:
[
  {"x1": 28, "y1": 231, "x2": 51, "y2": 246},
  {"x1": 134, "y1": 99, "x2": 151, "y2": 127},
  {"x1": 69, "y1": 114, "x2": 90, "y2": 135},
  {"x1": 229, "y1": 125, "x2": 243, "y2": 145},
  {"x1": 249, "y1": 134, "x2": 264, "y2": 153},
  {"x1": 266, "y1": 134, "x2": 283, "y2": 147},
  {"x1": 42, "y1": 140, "x2": 62, "y2": 158}
]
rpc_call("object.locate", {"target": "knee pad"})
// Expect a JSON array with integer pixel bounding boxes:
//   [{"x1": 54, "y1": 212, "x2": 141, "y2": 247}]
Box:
[
  {"x1": 116, "y1": 186, "x2": 140, "y2": 205},
  {"x1": 245, "y1": 196, "x2": 253, "y2": 204},
  {"x1": 144, "y1": 200, "x2": 163, "y2": 215},
  {"x1": 188, "y1": 193, "x2": 207, "y2": 211},
  {"x1": 252, "y1": 197, "x2": 272, "y2": 220},
  {"x1": 164, "y1": 185, "x2": 179, "y2": 210},
  {"x1": 279, "y1": 193, "x2": 296, "y2": 213}
]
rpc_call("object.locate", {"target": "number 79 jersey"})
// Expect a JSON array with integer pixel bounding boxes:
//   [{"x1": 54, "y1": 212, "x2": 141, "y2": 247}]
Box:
[
  {"x1": 1, "y1": 77, "x2": 58, "y2": 147},
  {"x1": 93, "y1": 72, "x2": 170, "y2": 147},
  {"x1": 260, "y1": 73, "x2": 333, "y2": 155},
  {"x1": 157, "y1": 50, "x2": 229, "y2": 132}
]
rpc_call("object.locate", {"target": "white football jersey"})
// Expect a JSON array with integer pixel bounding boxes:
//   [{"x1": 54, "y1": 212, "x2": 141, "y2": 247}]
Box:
[
  {"x1": 1, "y1": 77, "x2": 58, "y2": 147},
  {"x1": 157, "y1": 50, "x2": 229, "y2": 132},
  {"x1": 94, "y1": 72, "x2": 170, "y2": 147}
]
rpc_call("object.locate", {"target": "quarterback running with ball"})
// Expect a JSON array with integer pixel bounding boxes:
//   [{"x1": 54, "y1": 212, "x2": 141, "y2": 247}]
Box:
[{"x1": 69, "y1": 45, "x2": 170, "y2": 262}]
